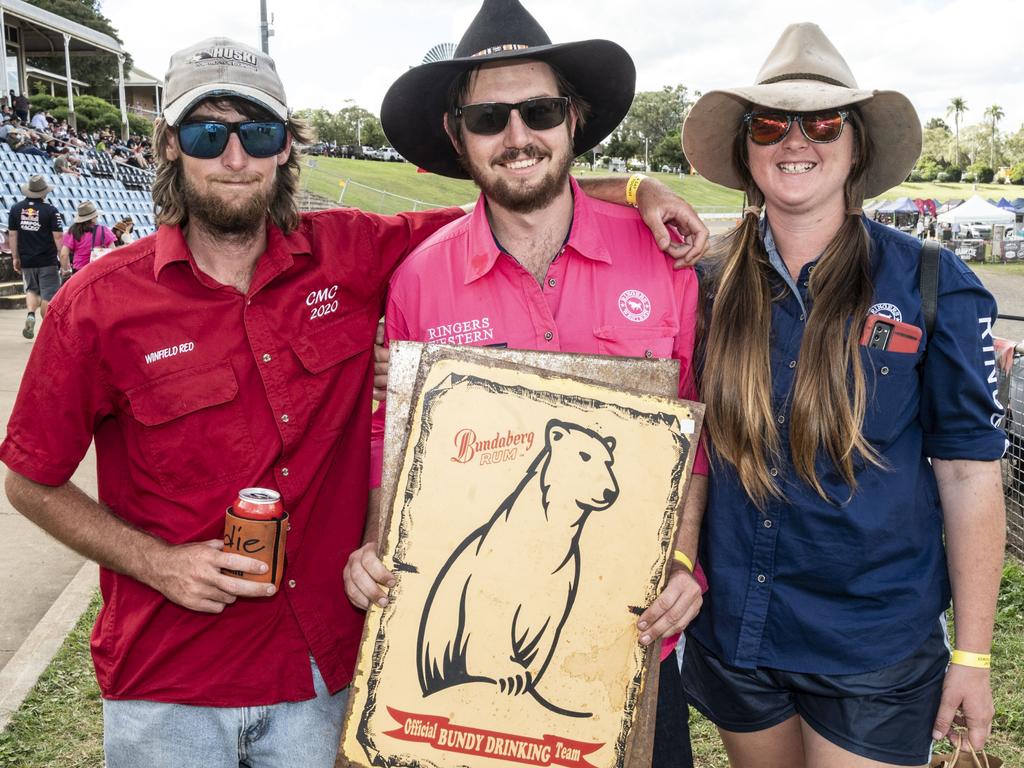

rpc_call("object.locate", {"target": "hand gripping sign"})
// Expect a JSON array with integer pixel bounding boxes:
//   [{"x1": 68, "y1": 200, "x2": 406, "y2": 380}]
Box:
[{"x1": 340, "y1": 344, "x2": 703, "y2": 768}]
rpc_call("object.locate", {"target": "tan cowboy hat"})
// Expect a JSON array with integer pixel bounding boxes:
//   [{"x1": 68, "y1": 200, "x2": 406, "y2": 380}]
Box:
[
  {"x1": 682, "y1": 23, "x2": 921, "y2": 198},
  {"x1": 21, "y1": 174, "x2": 52, "y2": 198},
  {"x1": 73, "y1": 200, "x2": 102, "y2": 223}
]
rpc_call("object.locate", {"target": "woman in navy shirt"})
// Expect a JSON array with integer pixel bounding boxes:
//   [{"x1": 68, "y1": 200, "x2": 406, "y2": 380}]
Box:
[{"x1": 680, "y1": 24, "x2": 1005, "y2": 767}]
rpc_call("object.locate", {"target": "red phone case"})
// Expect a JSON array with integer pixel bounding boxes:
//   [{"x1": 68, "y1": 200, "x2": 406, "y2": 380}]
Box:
[{"x1": 859, "y1": 314, "x2": 922, "y2": 353}]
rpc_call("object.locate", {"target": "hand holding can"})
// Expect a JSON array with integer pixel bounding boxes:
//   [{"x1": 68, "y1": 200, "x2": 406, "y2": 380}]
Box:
[{"x1": 222, "y1": 488, "x2": 288, "y2": 591}]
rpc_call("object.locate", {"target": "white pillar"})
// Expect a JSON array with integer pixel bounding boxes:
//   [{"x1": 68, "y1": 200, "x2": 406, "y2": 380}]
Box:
[
  {"x1": 153, "y1": 83, "x2": 160, "y2": 116},
  {"x1": 62, "y1": 33, "x2": 75, "y2": 130},
  {"x1": 0, "y1": 6, "x2": 9, "y2": 107},
  {"x1": 116, "y1": 54, "x2": 128, "y2": 139}
]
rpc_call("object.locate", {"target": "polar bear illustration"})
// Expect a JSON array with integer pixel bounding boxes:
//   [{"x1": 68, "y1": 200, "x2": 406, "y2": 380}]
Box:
[{"x1": 416, "y1": 419, "x2": 619, "y2": 718}]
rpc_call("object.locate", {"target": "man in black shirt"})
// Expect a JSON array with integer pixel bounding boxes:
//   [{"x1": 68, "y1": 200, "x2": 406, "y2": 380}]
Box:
[{"x1": 9, "y1": 174, "x2": 64, "y2": 339}]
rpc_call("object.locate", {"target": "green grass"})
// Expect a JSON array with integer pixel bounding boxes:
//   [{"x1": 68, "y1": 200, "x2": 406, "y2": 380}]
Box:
[
  {"x1": 298, "y1": 157, "x2": 744, "y2": 213},
  {"x1": 297, "y1": 156, "x2": 1022, "y2": 216},
  {"x1": 2, "y1": 565, "x2": 1023, "y2": 766},
  {"x1": 0, "y1": 596, "x2": 103, "y2": 768},
  {"x1": 873, "y1": 181, "x2": 1021, "y2": 204}
]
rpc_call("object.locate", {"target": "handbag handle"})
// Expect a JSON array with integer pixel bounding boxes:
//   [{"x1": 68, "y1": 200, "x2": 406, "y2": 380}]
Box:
[{"x1": 944, "y1": 733, "x2": 991, "y2": 768}]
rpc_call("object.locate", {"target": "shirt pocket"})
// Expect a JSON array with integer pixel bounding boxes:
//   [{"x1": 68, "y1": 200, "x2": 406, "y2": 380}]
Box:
[
  {"x1": 593, "y1": 320, "x2": 679, "y2": 360},
  {"x1": 126, "y1": 360, "x2": 256, "y2": 493},
  {"x1": 290, "y1": 307, "x2": 377, "y2": 437},
  {"x1": 861, "y1": 346, "x2": 923, "y2": 446}
]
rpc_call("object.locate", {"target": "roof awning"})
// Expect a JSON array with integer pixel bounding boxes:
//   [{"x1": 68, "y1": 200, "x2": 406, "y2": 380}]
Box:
[
  {"x1": 25, "y1": 64, "x2": 88, "y2": 88},
  {"x1": 1, "y1": 0, "x2": 124, "y2": 56}
]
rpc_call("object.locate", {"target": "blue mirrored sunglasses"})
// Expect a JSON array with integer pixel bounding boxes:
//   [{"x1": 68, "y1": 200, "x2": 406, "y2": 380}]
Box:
[{"x1": 177, "y1": 120, "x2": 287, "y2": 159}]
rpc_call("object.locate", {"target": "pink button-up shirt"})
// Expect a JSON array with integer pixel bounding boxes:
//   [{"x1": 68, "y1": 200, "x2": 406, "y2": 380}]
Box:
[{"x1": 372, "y1": 177, "x2": 707, "y2": 483}]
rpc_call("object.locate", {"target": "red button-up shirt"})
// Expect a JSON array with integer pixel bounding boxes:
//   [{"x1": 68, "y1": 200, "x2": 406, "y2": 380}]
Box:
[{"x1": 0, "y1": 207, "x2": 462, "y2": 706}]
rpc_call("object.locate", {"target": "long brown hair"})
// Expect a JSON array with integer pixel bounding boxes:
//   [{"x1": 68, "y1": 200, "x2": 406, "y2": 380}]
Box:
[
  {"x1": 700, "y1": 109, "x2": 879, "y2": 506},
  {"x1": 151, "y1": 98, "x2": 313, "y2": 234}
]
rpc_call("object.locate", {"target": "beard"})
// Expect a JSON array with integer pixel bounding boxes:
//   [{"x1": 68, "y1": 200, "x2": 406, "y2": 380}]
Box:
[
  {"x1": 461, "y1": 138, "x2": 574, "y2": 215},
  {"x1": 182, "y1": 174, "x2": 272, "y2": 238}
]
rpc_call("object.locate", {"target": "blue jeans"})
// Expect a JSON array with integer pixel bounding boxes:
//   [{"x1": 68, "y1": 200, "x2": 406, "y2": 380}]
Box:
[{"x1": 103, "y1": 660, "x2": 347, "y2": 768}]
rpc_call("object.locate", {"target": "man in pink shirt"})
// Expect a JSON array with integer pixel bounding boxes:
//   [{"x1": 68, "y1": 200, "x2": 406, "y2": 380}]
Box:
[{"x1": 345, "y1": 2, "x2": 706, "y2": 765}]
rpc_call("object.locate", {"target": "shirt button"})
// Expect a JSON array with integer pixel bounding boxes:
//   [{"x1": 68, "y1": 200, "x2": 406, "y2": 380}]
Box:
[
  {"x1": 769, "y1": 467, "x2": 779, "y2": 477},
  {"x1": 280, "y1": 467, "x2": 290, "y2": 477},
  {"x1": 287, "y1": 579, "x2": 296, "y2": 588},
  {"x1": 548, "y1": 278, "x2": 556, "y2": 287},
  {"x1": 262, "y1": 353, "x2": 272, "y2": 363},
  {"x1": 880, "y1": 366, "x2": 890, "y2": 375},
  {"x1": 763, "y1": 519, "x2": 773, "y2": 528},
  {"x1": 544, "y1": 331, "x2": 553, "y2": 341},
  {"x1": 756, "y1": 574, "x2": 767, "y2": 583},
  {"x1": 777, "y1": 414, "x2": 785, "y2": 424},
  {"x1": 286, "y1": 522, "x2": 292, "y2": 532},
  {"x1": 788, "y1": 360, "x2": 797, "y2": 369},
  {"x1": 799, "y1": 313, "x2": 806, "y2": 321},
  {"x1": 644, "y1": 349, "x2": 654, "y2": 359},
  {"x1": 281, "y1": 414, "x2": 290, "y2": 423}
]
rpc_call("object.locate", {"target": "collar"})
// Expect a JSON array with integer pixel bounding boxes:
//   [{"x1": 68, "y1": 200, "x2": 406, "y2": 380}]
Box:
[
  {"x1": 153, "y1": 219, "x2": 312, "y2": 289},
  {"x1": 760, "y1": 215, "x2": 808, "y2": 315},
  {"x1": 463, "y1": 176, "x2": 613, "y2": 284}
]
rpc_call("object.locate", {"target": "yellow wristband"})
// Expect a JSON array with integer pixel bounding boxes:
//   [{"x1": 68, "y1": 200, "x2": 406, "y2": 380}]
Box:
[
  {"x1": 950, "y1": 650, "x2": 991, "y2": 669},
  {"x1": 625, "y1": 173, "x2": 647, "y2": 207},
  {"x1": 672, "y1": 549, "x2": 694, "y2": 572}
]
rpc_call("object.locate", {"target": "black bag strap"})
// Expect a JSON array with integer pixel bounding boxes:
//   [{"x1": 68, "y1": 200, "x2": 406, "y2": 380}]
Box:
[{"x1": 920, "y1": 239, "x2": 940, "y2": 339}]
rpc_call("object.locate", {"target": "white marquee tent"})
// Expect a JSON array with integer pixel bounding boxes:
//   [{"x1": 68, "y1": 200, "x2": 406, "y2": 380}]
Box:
[{"x1": 936, "y1": 195, "x2": 1015, "y2": 226}]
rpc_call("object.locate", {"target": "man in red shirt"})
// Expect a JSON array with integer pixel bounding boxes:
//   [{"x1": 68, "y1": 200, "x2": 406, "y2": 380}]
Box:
[
  {"x1": 1, "y1": 34, "x2": 706, "y2": 768},
  {"x1": 346, "y1": 2, "x2": 707, "y2": 766}
]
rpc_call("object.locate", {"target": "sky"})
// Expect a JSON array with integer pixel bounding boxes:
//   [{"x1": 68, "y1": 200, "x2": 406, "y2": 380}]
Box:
[{"x1": 101, "y1": 0, "x2": 1024, "y2": 135}]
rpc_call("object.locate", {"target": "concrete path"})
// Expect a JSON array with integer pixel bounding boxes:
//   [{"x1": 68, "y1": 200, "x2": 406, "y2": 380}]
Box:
[{"x1": 0, "y1": 308, "x2": 97, "y2": 731}]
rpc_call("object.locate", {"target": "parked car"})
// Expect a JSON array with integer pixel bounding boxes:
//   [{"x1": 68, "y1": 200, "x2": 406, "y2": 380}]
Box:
[
  {"x1": 378, "y1": 147, "x2": 403, "y2": 162},
  {"x1": 361, "y1": 145, "x2": 378, "y2": 159}
]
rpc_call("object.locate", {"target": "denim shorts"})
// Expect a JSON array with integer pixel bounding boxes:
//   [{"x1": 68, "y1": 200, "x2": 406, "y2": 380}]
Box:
[
  {"x1": 683, "y1": 619, "x2": 949, "y2": 766},
  {"x1": 103, "y1": 659, "x2": 348, "y2": 768},
  {"x1": 22, "y1": 265, "x2": 59, "y2": 300}
]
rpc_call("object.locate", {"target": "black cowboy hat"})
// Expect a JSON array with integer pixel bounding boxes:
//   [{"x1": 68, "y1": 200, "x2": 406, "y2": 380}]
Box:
[{"x1": 380, "y1": 0, "x2": 635, "y2": 179}]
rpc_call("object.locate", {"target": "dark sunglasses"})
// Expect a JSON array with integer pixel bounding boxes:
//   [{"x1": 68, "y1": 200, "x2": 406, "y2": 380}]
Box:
[
  {"x1": 454, "y1": 96, "x2": 569, "y2": 135},
  {"x1": 176, "y1": 120, "x2": 288, "y2": 159},
  {"x1": 744, "y1": 110, "x2": 850, "y2": 146}
]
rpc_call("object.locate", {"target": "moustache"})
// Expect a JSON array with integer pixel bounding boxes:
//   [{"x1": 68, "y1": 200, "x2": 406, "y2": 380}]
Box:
[
  {"x1": 493, "y1": 146, "x2": 547, "y2": 165},
  {"x1": 208, "y1": 174, "x2": 262, "y2": 184}
]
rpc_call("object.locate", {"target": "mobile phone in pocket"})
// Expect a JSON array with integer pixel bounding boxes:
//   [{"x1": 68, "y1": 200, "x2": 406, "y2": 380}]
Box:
[{"x1": 859, "y1": 314, "x2": 922, "y2": 353}]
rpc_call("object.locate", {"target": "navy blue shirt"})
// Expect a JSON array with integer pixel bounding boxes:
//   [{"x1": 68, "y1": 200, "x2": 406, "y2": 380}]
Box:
[{"x1": 691, "y1": 217, "x2": 1006, "y2": 674}]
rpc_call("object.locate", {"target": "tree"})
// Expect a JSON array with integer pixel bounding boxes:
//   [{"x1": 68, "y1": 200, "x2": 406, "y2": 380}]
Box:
[
  {"x1": 651, "y1": 133, "x2": 687, "y2": 172},
  {"x1": 23, "y1": 0, "x2": 131, "y2": 98},
  {"x1": 946, "y1": 97, "x2": 968, "y2": 167},
  {"x1": 614, "y1": 84, "x2": 694, "y2": 169},
  {"x1": 924, "y1": 117, "x2": 950, "y2": 132},
  {"x1": 921, "y1": 126, "x2": 954, "y2": 165},
  {"x1": 983, "y1": 104, "x2": 1004, "y2": 168}
]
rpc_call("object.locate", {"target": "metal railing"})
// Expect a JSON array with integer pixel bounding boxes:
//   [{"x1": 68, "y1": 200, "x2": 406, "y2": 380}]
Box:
[{"x1": 1000, "y1": 340, "x2": 1024, "y2": 561}]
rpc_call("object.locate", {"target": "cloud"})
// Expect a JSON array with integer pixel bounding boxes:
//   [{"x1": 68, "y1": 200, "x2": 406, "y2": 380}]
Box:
[{"x1": 103, "y1": 0, "x2": 1023, "y2": 132}]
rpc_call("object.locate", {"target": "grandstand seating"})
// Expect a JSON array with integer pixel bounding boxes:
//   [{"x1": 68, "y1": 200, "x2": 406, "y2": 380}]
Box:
[{"x1": 0, "y1": 142, "x2": 157, "y2": 237}]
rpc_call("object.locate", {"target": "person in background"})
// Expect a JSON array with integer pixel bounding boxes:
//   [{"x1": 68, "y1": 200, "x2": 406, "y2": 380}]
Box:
[
  {"x1": 8, "y1": 173, "x2": 64, "y2": 339},
  {"x1": 112, "y1": 216, "x2": 137, "y2": 246},
  {"x1": 59, "y1": 200, "x2": 115, "y2": 277}
]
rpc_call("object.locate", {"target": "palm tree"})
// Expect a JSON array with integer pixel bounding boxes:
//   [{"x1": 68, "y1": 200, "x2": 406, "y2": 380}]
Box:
[
  {"x1": 983, "y1": 104, "x2": 1004, "y2": 169},
  {"x1": 947, "y1": 97, "x2": 968, "y2": 167}
]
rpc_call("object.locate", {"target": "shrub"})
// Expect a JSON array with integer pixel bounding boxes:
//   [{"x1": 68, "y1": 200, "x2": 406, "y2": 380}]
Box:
[
  {"x1": 966, "y1": 162, "x2": 995, "y2": 184},
  {"x1": 1009, "y1": 163, "x2": 1024, "y2": 185},
  {"x1": 936, "y1": 171, "x2": 953, "y2": 183}
]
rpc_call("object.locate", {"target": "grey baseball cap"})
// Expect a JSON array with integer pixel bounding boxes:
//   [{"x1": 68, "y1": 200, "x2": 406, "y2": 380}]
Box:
[{"x1": 162, "y1": 37, "x2": 288, "y2": 126}]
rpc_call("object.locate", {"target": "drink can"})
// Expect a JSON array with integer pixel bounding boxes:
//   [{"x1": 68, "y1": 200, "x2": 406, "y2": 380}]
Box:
[
  {"x1": 233, "y1": 488, "x2": 284, "y2": 520},
  {"x1": 223, "y1": 487, "x2": 288, "y2": 589}
]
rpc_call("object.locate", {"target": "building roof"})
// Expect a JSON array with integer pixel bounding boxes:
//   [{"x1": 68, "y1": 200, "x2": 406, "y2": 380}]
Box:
[{"x1": 1, "y1": 0, "x2": 124, "y2": 56}]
